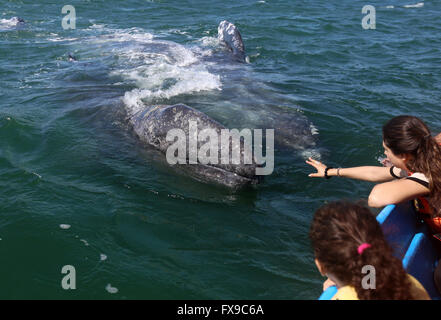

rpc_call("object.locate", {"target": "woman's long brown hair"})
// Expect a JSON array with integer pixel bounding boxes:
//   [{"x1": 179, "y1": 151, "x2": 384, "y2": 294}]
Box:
[
  {"x1": 383, "y1": 115, "x2": 441, "y2": 217},
  {"x1": 310, "y1": 201, "x2": 414, "y2": 299}
]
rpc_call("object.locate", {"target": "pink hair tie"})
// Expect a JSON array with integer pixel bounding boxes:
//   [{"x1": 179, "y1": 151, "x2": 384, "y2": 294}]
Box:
[{"x1": 357, "y1": 243, "x2": 371, "y2": 255}]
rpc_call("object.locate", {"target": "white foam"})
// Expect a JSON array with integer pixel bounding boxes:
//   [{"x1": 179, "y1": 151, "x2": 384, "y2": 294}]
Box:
[
  {"x1": 196, "y1": 36, "x2": 220, "y2": 49},
  {"x1": 60, "y1": 26, "x2": 222, "y2": 116},
  {"x1": 59, "y1": 224, "x2": 71, "y2": 229},
  {"x1": 123, "y1": 67, "x2": 221, "y2": 116},
  {"x1": 0, "y1": 17, "x2": 22, "y2": 28},
  {"x1": 32, "y1": 172, "x2": 42, "y2": 179},
  {"x1": 309, "y1": 123, "x2": 319, "y2": 136},
  {"x1": 114, "y1": 38, "x2": 221, "y2": 116},
  {"x1": 386, "y1": 5, "x2": 395, "y2": 9},
  {"x1": 87, "y1": 28, "x2": 154, "y2": 44},
  {"x1": 169, "y1": 29, "x2": 190, "y2": 36},
  {"x1": 105, "y1": 283, "x2": 118, "y2": 294},
  {"x1": 89, "y1": 23, "x2": 105, "y2": 29},
  {"x1": 404, "y1": 2, "x2": 424, "y2": 8},
  {"x1": 301, "y1": 149, "x2": 322, "y2": 161},
  {"x1": 190, "y1": 37, "x2": 220, "y2": 58},
  {"x1": 47, "y1": 37, "x2": 79, "y2": 42}
]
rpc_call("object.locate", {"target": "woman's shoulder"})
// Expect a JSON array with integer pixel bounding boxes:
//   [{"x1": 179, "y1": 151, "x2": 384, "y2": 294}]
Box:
[
  {"x1": 408, "y1": 172, "x2": 429, "y2": 181},
  {"x1": 407, "y1": 172, "x2": 430, "y2": 189},
  {"x1": 389, "y1": 167, "x2": 429, "y2": 189}
]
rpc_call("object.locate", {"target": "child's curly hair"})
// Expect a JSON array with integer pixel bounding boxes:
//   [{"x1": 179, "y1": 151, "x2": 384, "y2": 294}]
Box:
[{"x1": 309, "y1": 201, "x2": 414, "y2": 299}]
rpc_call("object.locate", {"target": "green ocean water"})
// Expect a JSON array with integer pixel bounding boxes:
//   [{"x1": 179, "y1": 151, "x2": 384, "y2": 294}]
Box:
[{"x1": 0, "y1": 0, "x2": 440, "y2": 299}]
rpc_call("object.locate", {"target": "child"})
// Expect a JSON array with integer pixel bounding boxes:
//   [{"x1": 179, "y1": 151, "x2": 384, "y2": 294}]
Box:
[{"x1": 309, "y1": 201, "x2": 430, "y2": 300}]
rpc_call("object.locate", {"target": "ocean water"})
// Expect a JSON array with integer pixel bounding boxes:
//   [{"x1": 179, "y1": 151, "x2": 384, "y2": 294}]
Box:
[{"x1": 0, "y1": 0, "x2": 440, "y2": 299}]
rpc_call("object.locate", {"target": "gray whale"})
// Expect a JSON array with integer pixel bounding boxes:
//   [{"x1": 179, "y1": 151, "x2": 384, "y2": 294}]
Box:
[{"x1": 130, "y1": 103, "x2": 261, "y2": 188}]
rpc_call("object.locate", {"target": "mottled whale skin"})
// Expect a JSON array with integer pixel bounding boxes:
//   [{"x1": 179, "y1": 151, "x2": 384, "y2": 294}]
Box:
[
  {"x1": 130, "y1": 104, "x2": 259, "y2": 188},
  {"x1": 218, "y1": 20, "x2": 246, "y2": 62}
]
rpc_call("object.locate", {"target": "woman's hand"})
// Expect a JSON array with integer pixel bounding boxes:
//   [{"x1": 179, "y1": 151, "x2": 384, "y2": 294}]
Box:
[
  {"x1": 381, "y1": 157, "x2": 393, "y2": 167},
  {"x1": 306, "y1": 157, "x2": 327, "y2": 178}
]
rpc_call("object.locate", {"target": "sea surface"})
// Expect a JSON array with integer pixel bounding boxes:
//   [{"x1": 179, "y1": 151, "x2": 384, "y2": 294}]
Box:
[{"x1": 0, "y1": 0, "x2": 440, "y2": 299}]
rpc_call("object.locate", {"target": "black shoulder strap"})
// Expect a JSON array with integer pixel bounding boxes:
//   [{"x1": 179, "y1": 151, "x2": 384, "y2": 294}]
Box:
[{"x1": 406, "y1": 177, "x2": 430, "y2": 189}]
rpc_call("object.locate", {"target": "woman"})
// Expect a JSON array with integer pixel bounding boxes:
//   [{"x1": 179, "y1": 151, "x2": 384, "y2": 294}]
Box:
[
  {"x1": 307, "y1": 115, "x2": 441, "y2": 234},
  {"x1": 310, "y1": 201, "x2": 430, "y2": 300}
]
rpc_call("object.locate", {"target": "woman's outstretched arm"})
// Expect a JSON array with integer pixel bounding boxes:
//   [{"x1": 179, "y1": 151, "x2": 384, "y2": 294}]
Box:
[{"x1": 306, "y1": 158, "x2": 395, "y2": 182}]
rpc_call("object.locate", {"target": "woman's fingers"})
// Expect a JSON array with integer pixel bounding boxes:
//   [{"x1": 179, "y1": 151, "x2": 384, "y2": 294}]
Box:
[
  {"x1": 306, "y1": 157, "x2": 326, "y2": 178},
  {"x1": 306, "y1": 157, "x2": 320, "y2": 167},
  {"x1": 306, "y1": 158, "x2": 325, "y2": 169},
  {"x1": 307, "y1": 157, "x2": 321, "y2": 164},
  {"x1": 306, "y1": 160, "x2": 316, "y2": 168}
]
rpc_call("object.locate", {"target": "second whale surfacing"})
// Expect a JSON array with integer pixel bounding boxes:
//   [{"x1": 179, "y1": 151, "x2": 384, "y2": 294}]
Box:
[{"x1": 129, "y1": 103, "x2": 262, "y2": 189}]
